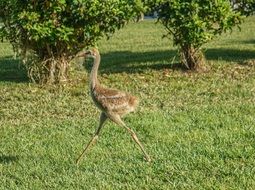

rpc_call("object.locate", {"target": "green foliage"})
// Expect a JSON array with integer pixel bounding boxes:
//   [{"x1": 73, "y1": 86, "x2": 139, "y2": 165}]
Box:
[
  {"x1": 1, "y1": 17, "x2": 255, "y2": 189},
  {"x1": 145, "y1": 0, "x2": 243, "y2": 70},
  {"x1": 231, "y1": 0, "x2": 255, "y2": 16},
  {"x1": 0, "y1": 0, "x2": 141, "y2": 83}
]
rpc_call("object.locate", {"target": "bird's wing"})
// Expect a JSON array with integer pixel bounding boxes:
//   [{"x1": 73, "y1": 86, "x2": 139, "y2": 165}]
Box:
[{"x1": 93, "y1": 86, "x2": 131, "y2": 111}]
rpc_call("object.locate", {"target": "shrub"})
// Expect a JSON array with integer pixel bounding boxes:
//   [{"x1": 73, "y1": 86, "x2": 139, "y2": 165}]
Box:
[
  {"x1": 0, "y1": 0, "x2": 141, "y2": 84},
  {"x1": 231, "y1": 0, "x2": 255, "y2": 16},
  {"x1": 146, "y1": 0, "x2": 243, "y2": 71}
]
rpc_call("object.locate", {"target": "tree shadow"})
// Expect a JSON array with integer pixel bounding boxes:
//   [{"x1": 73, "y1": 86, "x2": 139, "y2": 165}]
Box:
[
  {"x1": 83, "y1": 48, "x2": 255, "y2": 75},
  {"x1": 239, "y1": 39, "x2": 255, "y2": 45},
  {"x1": 0, "y1": 154, "x2": 19, "y2": 164},
  {"x1": 205, "y1": 48, "x2": 255, "y2": 63},
  {"x1": 83, "y1": 50, "x2": 181, "y2": 74},
  {"x1": 0, "y1": 56, "x2": 28, "y2": 83}
]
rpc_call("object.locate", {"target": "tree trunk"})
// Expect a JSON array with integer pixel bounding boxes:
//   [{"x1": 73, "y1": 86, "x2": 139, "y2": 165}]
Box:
[
  {"x1": 136, "y1": 12, "x2": 144, "y2": 22},
  {"x1": 39, "y1": 56, "x2": 69, "y2": 84},
  {"x1": 28, "y1": 56, "x2": 70, "y2": 84},
  {"x1": 180, "y1": 45, "x2": 205, "y2": 71}
]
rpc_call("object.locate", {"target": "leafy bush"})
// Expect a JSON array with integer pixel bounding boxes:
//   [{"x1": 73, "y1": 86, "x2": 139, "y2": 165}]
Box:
[
  {"x1": 146, "y1": 0, "x2": 243, "y2": 71},
  {"x1": 231, "y1": 0, "x2": 255, "y2": 16},
  {"x1": 0, "y1": 0, "x2": 141, "y2": 83}
]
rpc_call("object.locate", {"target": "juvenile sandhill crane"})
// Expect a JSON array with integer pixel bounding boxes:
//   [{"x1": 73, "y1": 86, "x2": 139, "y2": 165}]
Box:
[{"x1": 76, "y1": 48, "x2": 151, "y2": 164}]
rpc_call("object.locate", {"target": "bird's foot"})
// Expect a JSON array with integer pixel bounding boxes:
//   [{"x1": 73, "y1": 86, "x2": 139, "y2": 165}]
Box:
[{"x1": 144, "y1": 156, "x2": 152, "y2": 163}]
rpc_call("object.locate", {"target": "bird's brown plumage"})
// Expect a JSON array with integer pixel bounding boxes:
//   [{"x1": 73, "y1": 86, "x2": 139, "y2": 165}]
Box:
[{"x1": 92, "y1": 84, "x2": 139, "y2": 116}]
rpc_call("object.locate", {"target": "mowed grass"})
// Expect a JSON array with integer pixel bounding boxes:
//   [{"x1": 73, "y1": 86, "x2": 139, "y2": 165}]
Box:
[{"x1": 0, "y1": 16, "x2": 255, "y2": 189}]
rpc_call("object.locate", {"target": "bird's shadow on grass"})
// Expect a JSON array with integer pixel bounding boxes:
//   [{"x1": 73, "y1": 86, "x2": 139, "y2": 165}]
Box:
[
  {"x1": 83, "y1": 48, "x2": 255, "y2": 74},
  {"x1": 0, "y1": 56, "x2": 28, "y2": 83},
  {"x1": 0, "y1": 154, "x2": 19, "y2": 164}
]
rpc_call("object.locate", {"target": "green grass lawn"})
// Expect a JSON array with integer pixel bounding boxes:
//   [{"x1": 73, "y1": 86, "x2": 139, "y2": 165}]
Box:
[{"x1": 0, "y1": 16, "x2": 255, "y2": 189}]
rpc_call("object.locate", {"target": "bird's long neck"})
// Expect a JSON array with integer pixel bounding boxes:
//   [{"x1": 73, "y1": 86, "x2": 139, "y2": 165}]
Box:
[{"x1": 90, "y1": 52, "x2": 100, "y2": 89}]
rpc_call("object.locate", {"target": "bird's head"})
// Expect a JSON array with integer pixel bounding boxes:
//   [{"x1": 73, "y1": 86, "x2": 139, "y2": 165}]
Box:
[{"x1": 77, "y1": 48, "x2": 99, "y2": 58}]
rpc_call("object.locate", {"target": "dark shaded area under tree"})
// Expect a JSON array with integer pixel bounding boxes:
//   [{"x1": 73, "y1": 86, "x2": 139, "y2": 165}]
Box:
[{"x1": 1, "y1": 48, "x2": 255, "y2": 83}]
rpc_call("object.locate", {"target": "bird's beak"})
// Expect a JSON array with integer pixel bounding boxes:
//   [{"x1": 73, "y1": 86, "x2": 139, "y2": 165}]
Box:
[
  {"x1": 77, "y1": 50, "x2": 92, "y2": 57},
  {"x1": 76, "y1": 51, "x2": 87, "y2": 57}
]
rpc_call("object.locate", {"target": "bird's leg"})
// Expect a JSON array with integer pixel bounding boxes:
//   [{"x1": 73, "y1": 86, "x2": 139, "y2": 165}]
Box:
[
  {"x1": 76, "y1": 112, "x2": 107, "y2": 165},
  {"x1": 124, "y1": 125, "x2": 151, "y2": 162},
  {"x1": 108, "y1": 114, "x2": 151, "y2": 162}
]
